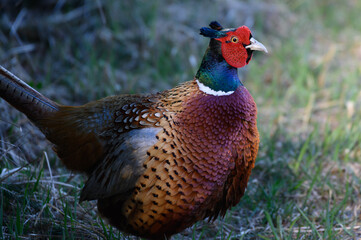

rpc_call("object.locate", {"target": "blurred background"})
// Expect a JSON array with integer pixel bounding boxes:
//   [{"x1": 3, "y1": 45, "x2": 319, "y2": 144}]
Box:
[{"x1": 0, "y1": 0, "x2": 360, "y2": 239}]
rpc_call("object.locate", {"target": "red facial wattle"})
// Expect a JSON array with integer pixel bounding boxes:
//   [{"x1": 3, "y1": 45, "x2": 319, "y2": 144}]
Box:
[{"x1": 215, "y1": 26, "x2": 253, "y2": 68}]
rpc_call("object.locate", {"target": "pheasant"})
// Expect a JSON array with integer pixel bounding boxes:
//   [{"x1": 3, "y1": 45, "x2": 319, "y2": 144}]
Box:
[{"x1": 0, "y1": 21, "x2": 267, "y2": 239}]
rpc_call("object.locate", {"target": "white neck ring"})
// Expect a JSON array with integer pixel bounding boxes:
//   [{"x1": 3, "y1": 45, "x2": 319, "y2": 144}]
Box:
[{"x1": 196, "y1": 79, "x2": 234, "y2": 96}]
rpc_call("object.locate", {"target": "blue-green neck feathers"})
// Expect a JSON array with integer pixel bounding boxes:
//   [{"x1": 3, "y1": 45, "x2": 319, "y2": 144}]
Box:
[{"x1": 196, "y1": 42, "x2": 242, "y2": 93}]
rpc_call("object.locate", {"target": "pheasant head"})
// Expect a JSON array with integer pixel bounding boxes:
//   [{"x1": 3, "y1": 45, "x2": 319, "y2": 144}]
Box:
[{"x1": 196, "y1": 21, "x2": 267, "y2": 95}]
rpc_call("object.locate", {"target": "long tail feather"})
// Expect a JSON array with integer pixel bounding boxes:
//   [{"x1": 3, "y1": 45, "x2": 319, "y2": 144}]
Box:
[{"x1": 0, "y1": 65, "x2": 59, "y2": 121}]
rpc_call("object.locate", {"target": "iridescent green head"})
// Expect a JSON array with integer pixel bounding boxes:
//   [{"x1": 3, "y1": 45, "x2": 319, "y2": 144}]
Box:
[{"x1": 196, "y1": 21, "x2": 267, "y2": 95}]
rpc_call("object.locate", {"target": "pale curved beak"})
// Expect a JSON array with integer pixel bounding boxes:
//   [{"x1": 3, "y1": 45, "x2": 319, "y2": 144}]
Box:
[{"x1": 245, "y1": 37, "x2": 268, "y2": 53}]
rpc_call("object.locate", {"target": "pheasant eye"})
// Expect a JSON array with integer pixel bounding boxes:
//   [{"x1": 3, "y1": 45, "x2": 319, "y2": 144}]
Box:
[{"x1": 230, "y1": 36, "x2": 239, "y2": 43}]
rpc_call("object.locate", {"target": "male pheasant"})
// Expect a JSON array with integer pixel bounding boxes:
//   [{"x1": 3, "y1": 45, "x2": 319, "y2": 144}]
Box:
[{"x1": 0, "y1": 21, "x2": 267, "y2": 239}]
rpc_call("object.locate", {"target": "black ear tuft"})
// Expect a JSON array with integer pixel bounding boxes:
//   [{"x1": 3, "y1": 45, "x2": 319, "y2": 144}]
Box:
[
  {"x1": 209, "y1": 21, "x2": 223, "y2": 30},
  {"x1": 200, "y1": 27, "x2": 218, "y2": 38},
  {"x1": 200, "y1": 27, "x2": 227, "y2": 39}
]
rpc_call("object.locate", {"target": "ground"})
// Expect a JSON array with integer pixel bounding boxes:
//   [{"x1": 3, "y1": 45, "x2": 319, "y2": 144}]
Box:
[{"x1": 0, "y1": 0, "x2": 361, "y2": 239}]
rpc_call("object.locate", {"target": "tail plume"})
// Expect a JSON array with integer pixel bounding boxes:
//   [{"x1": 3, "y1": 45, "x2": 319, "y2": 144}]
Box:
[{"x1": 0, "y1": 65, "x2": 59, "y2": 121}]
